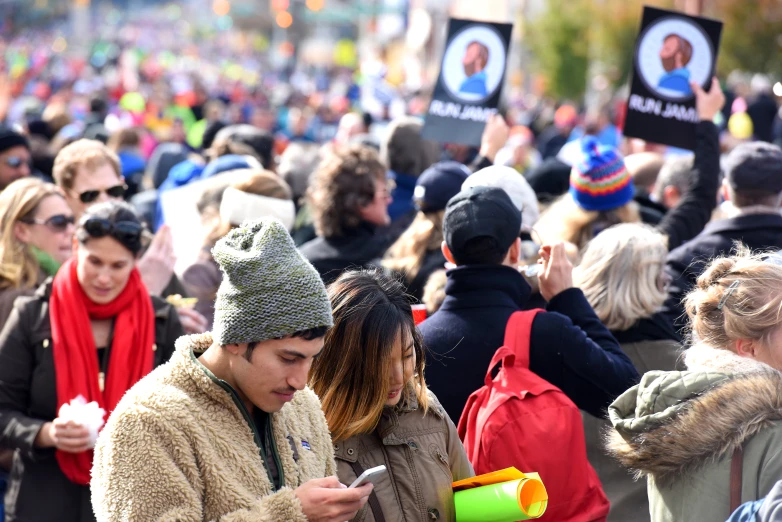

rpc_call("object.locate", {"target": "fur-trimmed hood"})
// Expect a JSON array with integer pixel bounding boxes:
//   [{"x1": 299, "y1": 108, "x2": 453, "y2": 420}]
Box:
[{"x1": 606, "y1": 345, "x2": 782, "y2": 486}]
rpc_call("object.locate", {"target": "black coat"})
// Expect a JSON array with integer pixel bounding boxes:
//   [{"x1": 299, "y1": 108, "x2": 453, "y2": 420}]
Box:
[
  {"x1": 664, "y1": 212, "x2": 782, "y2": 332},
  {"x1": 0, "y1": 280, "x2": 183, "y2": 522},
  {"x1": 299, "y1": 223, "x2": 391, "y2": 285},
  {"x1": 747, "y1": 93, "x2": 778, "y2": 143},
  {"x1": 655, "y1": 121, "x2": 721, "y2": 253},
  {"x1": 418, "y1": 265, "x2": 638, "y2": 423}
]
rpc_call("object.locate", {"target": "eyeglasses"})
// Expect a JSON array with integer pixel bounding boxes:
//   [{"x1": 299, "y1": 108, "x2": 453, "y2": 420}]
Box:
[
  {"x1": 22, "y1": 214, "x2": 75, "y2": 233},
  {"x1": 77, "y1": 184, "x2": 127, "y2": 204},
  {"x1": 83, "y1": 218, "x2": 142, "y2": 246},
  {"x1": 5, "y1": 156, "x2": 31, "y2": 169}
]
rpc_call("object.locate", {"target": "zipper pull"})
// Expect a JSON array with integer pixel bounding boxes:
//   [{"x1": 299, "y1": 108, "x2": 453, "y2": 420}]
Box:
[{"x1": 435, "y1": 449, "x2": 448, "y2": 466}]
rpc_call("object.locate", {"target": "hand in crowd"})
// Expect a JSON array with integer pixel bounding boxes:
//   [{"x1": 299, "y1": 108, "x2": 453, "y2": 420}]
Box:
[
  {"x1": 34, "y1": 419, "x2": 92, "y2": 453},
  {"x1": 537, "y1": 242, "x2": 574, "y2": 302},
  {"x1": 137, "y1": 225, "x2": 176, "y2": 296},
  {"x1": 692, "y1": 77, "x2": 726, "y2": 122},
  {"x1": 479, "y1": 114, "x2": 510, "y2": 163},
  {"x1": 294, "y1": 476, "x2": 373, "y2": 522},
  {"x1": 178, "y1": 307, "x2": 209, "y2": 335}
]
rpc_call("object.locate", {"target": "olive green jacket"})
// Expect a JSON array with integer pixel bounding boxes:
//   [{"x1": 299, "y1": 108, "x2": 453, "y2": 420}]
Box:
[{"x1": 606, "y1": 345, "x2": 782, "y2": 522}]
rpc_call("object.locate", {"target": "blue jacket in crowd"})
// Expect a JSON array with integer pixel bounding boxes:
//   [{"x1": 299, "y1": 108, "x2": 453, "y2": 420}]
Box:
[
  {"x1": 387, "y1": 170, "x2": 418, "y2": 223},
  {"x1": 419, "y1": 265, "x2": 639, "y2": 423}
]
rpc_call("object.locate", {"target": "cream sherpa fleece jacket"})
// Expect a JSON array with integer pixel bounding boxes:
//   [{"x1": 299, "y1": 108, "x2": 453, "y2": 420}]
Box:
[{"x1": 91, "y1": 333, "x2": 336, "y2": 521}]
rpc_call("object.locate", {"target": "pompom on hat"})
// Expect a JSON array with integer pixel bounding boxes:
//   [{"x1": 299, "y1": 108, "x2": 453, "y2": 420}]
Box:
[{"x1": 569, "y1": 136, "x2": 634, "y2": 212}]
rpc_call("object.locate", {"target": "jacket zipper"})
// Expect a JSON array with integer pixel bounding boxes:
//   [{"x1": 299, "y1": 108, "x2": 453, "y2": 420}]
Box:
[
  {"x1": 403, "y1": 441, "x2": 429, "y2": 522},
  {"x1": 267, "y1": 416, "x2": 285, "y2": 489},
  {"x1": 214, "y1": 380, "x2": 284, "y2": 490},
  {"x1": 432, "y1": 448, "x2": 451, "y2": 480}
]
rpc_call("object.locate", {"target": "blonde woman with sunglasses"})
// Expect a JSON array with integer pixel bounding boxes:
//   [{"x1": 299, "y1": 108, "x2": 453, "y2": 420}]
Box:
[
  {"x1": 0, "y1": 201, "x2": 183, "y2": 522},
  {"x1": 0, "y1": 177, "x2": 75, "y2": 325}
]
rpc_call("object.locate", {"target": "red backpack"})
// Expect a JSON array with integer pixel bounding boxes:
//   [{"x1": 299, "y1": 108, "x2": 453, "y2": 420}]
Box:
[{"x1": 457, "y1": 310, "x2": 610, "y2": 522}]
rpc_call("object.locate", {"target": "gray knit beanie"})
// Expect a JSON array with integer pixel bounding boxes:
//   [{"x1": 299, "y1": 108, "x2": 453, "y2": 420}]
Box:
[{"x1": 211, "y1": 218, "x2": 333, "y2": 345}]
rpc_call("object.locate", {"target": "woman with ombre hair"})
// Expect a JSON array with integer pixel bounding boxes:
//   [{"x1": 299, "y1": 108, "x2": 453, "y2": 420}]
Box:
[{"x1": 309, "y1": 269, "x2": 473, "y2": 522}]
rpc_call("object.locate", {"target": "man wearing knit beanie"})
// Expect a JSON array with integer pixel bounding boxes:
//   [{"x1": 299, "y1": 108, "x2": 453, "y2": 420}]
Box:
[
  {"x1": 93, "y1": 218, "x2": 373, "y2": 522},
  {"x1": 0, "y1": 127, "x2": 31, "y2": 191}
]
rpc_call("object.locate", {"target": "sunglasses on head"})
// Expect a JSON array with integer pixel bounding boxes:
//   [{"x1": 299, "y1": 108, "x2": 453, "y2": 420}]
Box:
[
  {"x1": 5, "y1": 156, "x2": 30, "y2": 169},
  {"x1": 22, "y1": 214, "x2": 75, "y2": 233},
  {"x1": 83, "y1": 218, "x2": 142, "y2": 246},
  {"x1": 77, "y1": 184, "x2": 127, "y2": 204}
]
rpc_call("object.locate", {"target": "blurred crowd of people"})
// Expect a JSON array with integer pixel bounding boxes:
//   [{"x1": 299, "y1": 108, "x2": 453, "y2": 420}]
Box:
[{"x1": 2, "y1": 4, "x2": 782, "y2": 522}]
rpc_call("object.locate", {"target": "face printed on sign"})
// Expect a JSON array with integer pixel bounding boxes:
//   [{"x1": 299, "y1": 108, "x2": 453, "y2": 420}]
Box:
[
  {"x1": 657, "y1": 34, "x2": 694, "y2": 95},
  {"x1": 634, "y1": 16, "x2": 713, "y2": 101},
  {"x1": 441, "y1": 24, "x2": 507, "y2": 103},
  {"x1": 462, "y1": 42, "x2": 489, "y2": 77},
  {"x1": 659, "y1": 34, "x2": 692, "y2": 72}
]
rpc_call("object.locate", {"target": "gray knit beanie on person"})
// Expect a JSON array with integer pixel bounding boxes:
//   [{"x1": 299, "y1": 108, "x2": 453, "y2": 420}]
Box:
[{"x1": 211, "y1": 218, "x2": 333, "y2": 345}]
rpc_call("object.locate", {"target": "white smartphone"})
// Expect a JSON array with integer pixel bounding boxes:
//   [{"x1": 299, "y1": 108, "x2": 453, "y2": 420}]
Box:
[{"x1": 348, "y1": 465, "x2": 387, "y2": 488}]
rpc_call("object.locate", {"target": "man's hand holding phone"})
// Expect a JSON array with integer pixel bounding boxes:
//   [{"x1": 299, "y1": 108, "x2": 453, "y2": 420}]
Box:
[{"x1": 294, "y1": 476, "x2": 373, "y2": 522}]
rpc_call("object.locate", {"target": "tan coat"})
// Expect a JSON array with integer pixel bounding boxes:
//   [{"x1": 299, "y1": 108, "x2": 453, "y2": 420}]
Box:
[
  {"x1": 92, "y1": 333, "x2": 337, "y2": 522},
  {"x1": 334, "y1": 390, "x2": 474, "y2": 522},
  {"x1": 606, "y1": 345, "x2": 782, "y2": 522}
]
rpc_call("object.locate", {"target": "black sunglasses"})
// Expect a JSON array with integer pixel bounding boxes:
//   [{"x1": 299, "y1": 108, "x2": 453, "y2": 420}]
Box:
[
  {"x1": 77, "y1": 184, "x2": 127, "y2": 204},
  {"x1": 5, "y1": 156, "x2": 31, "y2": 169},
  {"x1": 83, "y1": 218, "x2": 142, "y2": 246},
  {"x1": 22, "y1": 214, "x2": 75, "y2": 233}
]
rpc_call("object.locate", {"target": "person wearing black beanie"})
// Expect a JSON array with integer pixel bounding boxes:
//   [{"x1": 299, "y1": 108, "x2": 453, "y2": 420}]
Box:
[{"x1": 0, "y1": 127, "x2": 31, "y2": 191}]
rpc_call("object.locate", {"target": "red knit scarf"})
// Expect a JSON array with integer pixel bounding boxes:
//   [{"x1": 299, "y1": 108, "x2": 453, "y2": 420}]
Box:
[{"x1": 50, "y1": 257, "x2": 155, "y2": 485}]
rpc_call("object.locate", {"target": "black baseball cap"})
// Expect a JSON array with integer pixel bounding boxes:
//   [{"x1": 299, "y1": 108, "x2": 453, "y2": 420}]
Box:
[
  {"x1": 0, "y1": 127, "x2": 29, "y2": 155},
  {"x1": 725, "y1": 142, "x2": 782, "y2": 194},
  {"x1": 443, "y1": 186, "x2": 521, "y2": 260},
  {"x1": 414, "y1": 161, "x2": 472, "y2": 213}
]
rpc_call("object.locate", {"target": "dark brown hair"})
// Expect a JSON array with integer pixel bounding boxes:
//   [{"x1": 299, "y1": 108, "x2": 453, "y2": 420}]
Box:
[
  {"x1": 307, "y1": 145, "x2": 386, "y2": 238},
  {"x1": 665, "y1": 34, "x2": 693, "y2": 67},
  {"x1": 309, "y1": 269, "x2": 429, "y2": 442}
]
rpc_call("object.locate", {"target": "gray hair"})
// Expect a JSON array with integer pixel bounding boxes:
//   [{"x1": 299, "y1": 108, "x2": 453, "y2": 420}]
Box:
[
  {"x1": 574, "y1": 223, "x2": 668, "y2": 331},
  {"x1": 278, "y1": 143, "x2": 322, "y2": 202},
  {"x1": 654, "y1": 155, "x2": 695, "y2": 203}
]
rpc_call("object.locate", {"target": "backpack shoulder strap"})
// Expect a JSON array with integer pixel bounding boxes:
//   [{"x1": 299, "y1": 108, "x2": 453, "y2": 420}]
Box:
[
  {"x1": 348, "y1": 460, "x2": 386, "y2": 522},
  {"x1": 503, "y1": 309, "x2": 543, "y2": 369},
  {"x1": 730, "y1": 445, "x2": 743, "y2": 513},
  {"x1": 483, "y1": 309, "x2": 544, "y2": 387}
]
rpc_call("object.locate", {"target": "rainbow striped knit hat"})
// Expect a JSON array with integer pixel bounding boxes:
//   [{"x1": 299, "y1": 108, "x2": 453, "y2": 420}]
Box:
[{"x1": 569, "y1": 136, "x2": 634, "y2": 212}]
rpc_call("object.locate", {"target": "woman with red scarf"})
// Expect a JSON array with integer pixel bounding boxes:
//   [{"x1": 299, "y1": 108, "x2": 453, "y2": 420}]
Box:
[{"x1": 0, "y1": 201, "x2": 184, "y2": 522}]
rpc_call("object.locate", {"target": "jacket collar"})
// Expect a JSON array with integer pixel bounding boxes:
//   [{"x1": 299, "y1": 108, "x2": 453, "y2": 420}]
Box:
[
  {"x1": 440, "y1": 264, "x2": 531, "y2": 311},
  {"x1": 333, "y1": 386, "x2": 446, "y2": 463},
  {"x1": 326, "y1": 221, "x2": 377, "y2": 243},
  {"x1": 701, "y1": 213, "x2": 782, "y2": 236},
  {"x1": 684, "y1": 344, "x2": 776, "y2": 374},
  {"x1": 174, "y1": 333, "x2": 241, "y2": 414}
]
